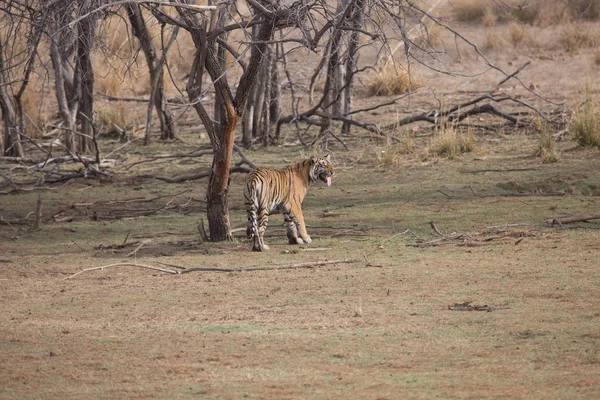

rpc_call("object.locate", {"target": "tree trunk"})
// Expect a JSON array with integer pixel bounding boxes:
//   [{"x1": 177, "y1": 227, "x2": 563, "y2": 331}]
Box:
[
  {"x1": 0, "y1": 36, "x2": 24, "y2": 157},
  {"x1": 175, "y1": 2, "x2": 278, "y2": 241},
  {"x1": 269, "y1": 46, "x2": 280, "y2": 125},
  {"x1": 75, "y1": 0, "x2": 96, "y2": 153},
  {"x1": 341, "y1": 0, "x2": 365, "y2": 134},
  {"x1": 49, "y1": 3, "x2": 78, "y2": 153},
  {"x1": 127, "y1": 4, "x2": 176, "y2": 143},
  {"x1": 49, "y1": 30, "x2": 77, "y2": 152}
]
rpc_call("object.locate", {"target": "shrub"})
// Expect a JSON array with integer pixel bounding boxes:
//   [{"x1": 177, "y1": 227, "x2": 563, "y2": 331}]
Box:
[
  {"x1": 375, "y1": 131, "x2": 414, "y2": 169},
  {"x1": 535, "y1": 123, "x2": 560, "y2": 163},
  {"x1": 429, "y1": 124, "x2": 475, "y2": 159},
  {"x1": 366, "y1": 65, "x2": 418, "y2": 97},
  {"x1": 97, "y1": 102, "x2": 128, "y2": 132},
  {"x1": 570, "y1": 87, "x2": 600, "y2": 147},
  {"x1": 452, "y1": 0, "x2": 489, "y2": 23},
  {"x1": 509, "y1": 23, "x2": 526, "y2": 47},
  {"x1": 561, "y1": 24, "x2": 599, "y2": 52}
]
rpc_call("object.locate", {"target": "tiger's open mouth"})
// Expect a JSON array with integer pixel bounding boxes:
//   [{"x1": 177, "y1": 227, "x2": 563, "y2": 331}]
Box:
[{"x1": 319, "y1": 172, "x2": 332, "y2": 187}]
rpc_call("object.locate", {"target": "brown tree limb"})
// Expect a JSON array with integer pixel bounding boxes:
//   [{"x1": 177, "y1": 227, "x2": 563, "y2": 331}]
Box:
[
  {"x1": 543, "y1": 214, "x2": 600, "y2": 225},
  {"x1": 178, "y1": 258, "x2": 362, "y2": 273},
  {"x1": 64, "y1": 258, "x2": 362, "y2": 280}
]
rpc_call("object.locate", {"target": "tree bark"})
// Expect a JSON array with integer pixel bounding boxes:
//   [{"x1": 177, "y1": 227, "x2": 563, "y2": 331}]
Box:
[{"x1": 75, "y1": 0, "x2": 97, "y2": 153}]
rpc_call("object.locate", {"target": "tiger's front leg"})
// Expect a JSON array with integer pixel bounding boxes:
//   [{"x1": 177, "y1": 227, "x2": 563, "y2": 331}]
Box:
[
  {"x1": 284, "y1": 212, "x2": 303, "y2": 245},
  {"x1": 289, "y1": 203, "x2": 311, "y2": 244}
]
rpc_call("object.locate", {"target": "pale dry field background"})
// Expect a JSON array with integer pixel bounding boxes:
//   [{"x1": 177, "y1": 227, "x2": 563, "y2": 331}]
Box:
[{"x1": 2, "y1": 0, "x2": 600, "y2": 398}]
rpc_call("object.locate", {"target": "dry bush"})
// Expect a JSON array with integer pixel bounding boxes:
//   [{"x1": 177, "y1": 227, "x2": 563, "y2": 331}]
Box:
[
  {"x1": 535, "y1": 121, "x2": 560, "y2": 163},
  {"x1": 366, "y1": 65, "x2": 418, "y2": 97},
  {"x1": 95, "y1": 61, "x2": 123, "y2": 96},
  {"x1": 482, "y1": 7, "x2": 497, "y2": 26},
  {"x1": 483, "y1": 31, "x2": 508, "y2": 51},
  {"x1": 509, "y1": 23, "x2": 526, "y2": 47},
  {"x1": 429, "y1": 124, "x2": 475, "y2": 159},
  {"x1": 370, "y1": 131, "x2": 414, "y2": 169},
  {"x1": 452, "y1": 0, "x2": 599, "y2": 26},
  {"x1": 451, "y1": 0, "x2": 490, "y2": 23},
  {"x1": 561, "y1": 24, "x2": 600, "y2": 51},
  {"x1": 97, "y1": 102, "x2": 128, "y2": 132},
  {"x1": 571, "y1": 0, "x2": 600, "y2": 20},
  {"x1": 415, "y1": 23, "x2": 444, "y2": 49},
  {"x1": 21, "y1": 88, "x2": 49, "y2": 137},
  {"x1": 570, "y1": 87, "x2": 600, "y2": 147}
]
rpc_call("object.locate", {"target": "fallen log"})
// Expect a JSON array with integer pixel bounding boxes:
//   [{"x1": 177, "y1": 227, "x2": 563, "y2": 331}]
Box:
[{"x1": 543, "y1": 214, "x2": 600, "y2": 225}]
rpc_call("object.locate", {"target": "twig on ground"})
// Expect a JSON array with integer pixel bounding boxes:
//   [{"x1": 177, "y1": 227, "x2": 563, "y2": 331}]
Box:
[
  {"x1": 125, "y1": 240, "x2": 151, "y2": 258},
  {"x1": 64, "y1": 258, "x2": 362, "y2": 280},
  {"x1": 380, "y1": 229, "x2": 414, "y2": 247},
  {"x1": 63, "y1": 262, "x2": 179, "y2": 280},
  {"x1": 429, "y1": 221, "x2": 447, "y2": 237}
]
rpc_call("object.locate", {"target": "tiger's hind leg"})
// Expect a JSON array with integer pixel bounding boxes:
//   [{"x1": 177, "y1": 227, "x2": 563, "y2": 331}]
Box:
[
  {"x1": 246, "y1": 199, "x2": 269, "y2": 251},
  {"x1": 252, "y1": 207, "x2": 270, "y2": 251}
]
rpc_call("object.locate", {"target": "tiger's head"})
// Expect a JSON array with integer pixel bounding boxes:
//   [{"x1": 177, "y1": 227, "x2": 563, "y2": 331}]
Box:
[{"x1": 309, "y1": 155, "x2": 334, "y2": 187}]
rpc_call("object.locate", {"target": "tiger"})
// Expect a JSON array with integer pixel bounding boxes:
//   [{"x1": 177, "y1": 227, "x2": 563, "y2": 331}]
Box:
[{"x1": 244, "y1": 155, "x2": 335, "y2": 251}]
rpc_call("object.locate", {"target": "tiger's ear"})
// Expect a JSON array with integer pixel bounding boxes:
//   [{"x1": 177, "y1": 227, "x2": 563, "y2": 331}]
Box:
[
  {"x1": 309, "y1": 156, "x2": 317, "y2": 165},
  {"x1": 324, "y1": 154, "x2": 331, "y2": 162}
]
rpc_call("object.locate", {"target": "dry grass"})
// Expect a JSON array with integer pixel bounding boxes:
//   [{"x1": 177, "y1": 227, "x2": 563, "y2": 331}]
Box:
[
  {"x1": 374, "y1": 131, "x2": 414, "y2": 168},
  {"x1": 21, "y1": 88, "x2": 49, "y2": 137},
  {"x1": 483, "y1": 31, "x2": 508, "y2": 51},
  {"x1": 595, "y1": 50, "x2": 600, "y2": 65},
  {"x1": 535, "y1": 122, "x2": 560, "y2": 163},
  {"x1": 429, "y1": 123, "x2": 475, "y2": 159},
  {"x1": 415, "y1": 23, "x2": 444, "y2": 49},
  {"x1": 366, "y1": 64, "x2": 418, "y2": 97},
  {"x1": 451, "y1": 0, "x2": 490, "y2": 24},
  {"x1": 508, "y1": 23, "x2": 526, "y2": 47},
  {"x1": 561, "y1": 24, "x2": 600, "y2": 51},
  {"x1": 451, "y1": 0, "x2": 600, "y2": 25},
  {"x1": 97, "y1": 102, "x2": 129, "y2": 131},
  {"x1": 570, "y1": 86, "x2": 600, "y2": 147}
]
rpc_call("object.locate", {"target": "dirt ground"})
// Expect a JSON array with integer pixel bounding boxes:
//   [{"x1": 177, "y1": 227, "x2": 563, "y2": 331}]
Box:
[{"x1": 2, "y1": 2, "x2": 600, "y2": 399}]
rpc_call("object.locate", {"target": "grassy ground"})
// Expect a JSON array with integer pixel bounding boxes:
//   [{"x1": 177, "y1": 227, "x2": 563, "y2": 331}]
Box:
[{"x1": 1, "y1": 133, "x2": 600, "y2": 399}]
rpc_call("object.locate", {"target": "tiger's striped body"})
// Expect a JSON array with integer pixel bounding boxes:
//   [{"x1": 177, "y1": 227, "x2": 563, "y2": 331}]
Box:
[{"x1": 244, "y1": 155, "x2": 334, "y2": 251}]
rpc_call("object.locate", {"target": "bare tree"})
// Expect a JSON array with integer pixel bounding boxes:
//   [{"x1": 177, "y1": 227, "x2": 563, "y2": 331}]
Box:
[
  {"x1": 126, "y1": 4, "x2": 177, "y2": 143},
  {"x1": 147, "y1": 0, "x2": 317, "y2": 240},
  {"x1": 0, "y1": 0, "x2": 45, "y2": 157}
]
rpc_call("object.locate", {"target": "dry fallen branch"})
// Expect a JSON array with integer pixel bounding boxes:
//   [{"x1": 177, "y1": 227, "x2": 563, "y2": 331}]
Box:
[
  {"x1": 447, "y1": 302, "x2": 510, "y2": 312},
  {"x1": 134, "y1": 165, "x2": 252, "y2": 183},
  {"x1": 178, "y1": 258, "x2": 362, "y2": 274},
  {"x1": 460, "y1": 168, "x2": 539, "y2": 174},
  {"x1": 63, "y1": 262, "x2": 179, "y2": 280},
  {"x1": 64, "y1": 258, "x2": 363, "y2": 279},
  {"x1": 125, "y1": 240, "x2": 151, "y2": 258},
  {"x1": 543, "y1": 214, "x2": 600, "y2": 225}
]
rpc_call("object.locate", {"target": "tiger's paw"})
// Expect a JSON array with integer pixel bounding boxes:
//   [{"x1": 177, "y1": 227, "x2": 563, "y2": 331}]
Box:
[
  {"x1": 252, "y1": 244, "x2": 269, "y2": 251},
  {"x1": 302, "y1": 236, "x2": 312, "y2": 244},
  {"x1": 289, "y1": 238, "x2": 304, "y2": 245}
]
